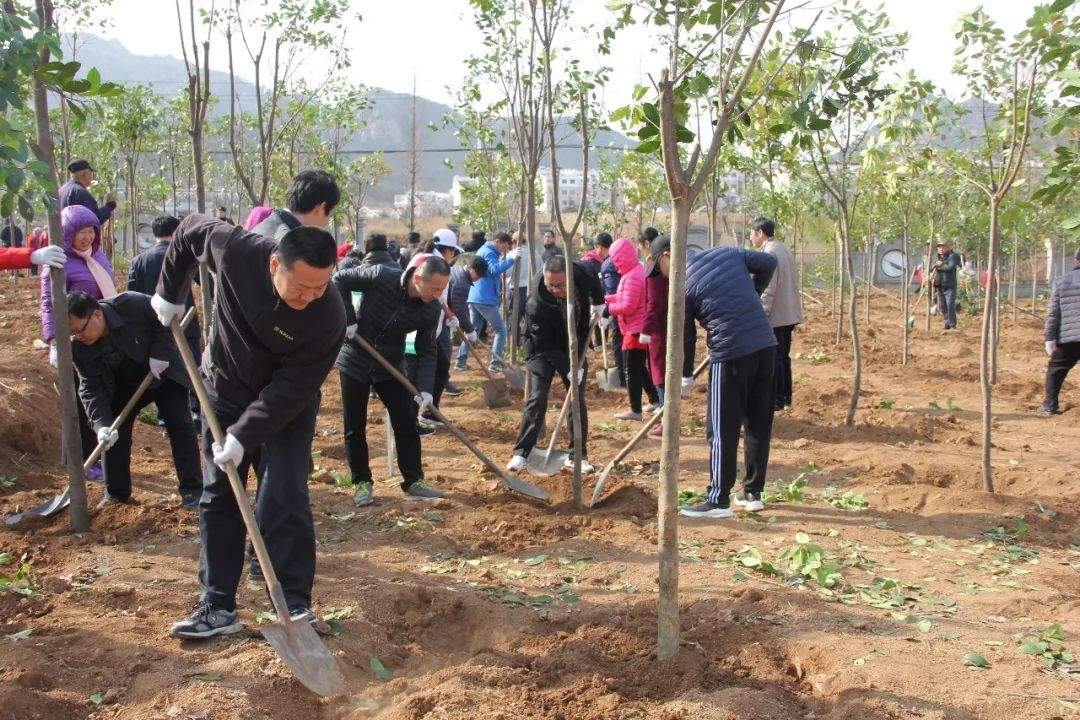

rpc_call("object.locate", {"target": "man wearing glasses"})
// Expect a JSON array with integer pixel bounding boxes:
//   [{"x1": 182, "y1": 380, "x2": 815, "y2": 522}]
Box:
[
  {"x1": 506, "y1": 254, "x2": 604, "y2": 474},
  {"x1": 66, "y1": 290, "x2": 201, "y2": 508}
]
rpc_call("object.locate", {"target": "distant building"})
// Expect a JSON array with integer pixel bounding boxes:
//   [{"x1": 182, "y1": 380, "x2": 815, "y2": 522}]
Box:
[
  {"x1": 450, "y1": 175, "x2": 477, "y2": 210},
  {"x1": 537, "y1": 168, "x2": 608, "y2": 214},
  {"x1": 393, "y1": 190, "x2": 453, "y2": 218}
]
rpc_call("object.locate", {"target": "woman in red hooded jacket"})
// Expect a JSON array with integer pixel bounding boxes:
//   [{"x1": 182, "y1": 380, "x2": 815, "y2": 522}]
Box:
[{"x1": 604, "y1": 237, "x2": 660, "y2": 420}]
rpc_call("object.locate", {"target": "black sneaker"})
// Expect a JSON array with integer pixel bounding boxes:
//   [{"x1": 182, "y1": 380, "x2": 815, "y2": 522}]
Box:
[
  {"x1": 421, "y1": 412, "x2": 445, "y2": 427},
  {"x1": 731, "y1": 490, "x2": 765, "y2": 512},
  {"x1": 170, "y1": 600, "x2": 242, "y2": 639},
  {"x1": 404, "y1": 479, "x2": 444, "y2": 500},
  {"x1": 453, "y1": 361, "x2": 468, "y2": 372},
  {"x1": 679, "y1": 501, "x2": 733, "y2": 519},
  {"x1": 289, "y1": 607, "x2": 331, "y2": 636},
  {"x1": 1036, "y1": 404, "x2": 1058, "y2": 417},
  {"x1": 443, "y1": 382, "x2": 463, "y2": 397},
  {"x1": 417, "y1": 423, "x2": 435, "y2": 438},
  {"x1": 180, "y1": 490, "x2": 200, "y2": 509}
]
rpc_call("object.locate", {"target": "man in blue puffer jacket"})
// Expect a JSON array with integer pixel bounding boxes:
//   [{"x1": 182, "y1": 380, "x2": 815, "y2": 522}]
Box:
[
  {"x1": 680, "y1": 245, "x2": 778, "y2": 520},
  {"x1": 464, "y1": 232, "x2": 518, "y2": 371}
]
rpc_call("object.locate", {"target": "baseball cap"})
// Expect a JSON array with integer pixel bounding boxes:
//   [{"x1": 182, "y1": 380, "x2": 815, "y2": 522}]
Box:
[
  {"x1": 646, "y1": 234, "x2": 672, "y2": 276},
  {"x1": 432, "y1": 228, "x2": 462, "y2": 255}
]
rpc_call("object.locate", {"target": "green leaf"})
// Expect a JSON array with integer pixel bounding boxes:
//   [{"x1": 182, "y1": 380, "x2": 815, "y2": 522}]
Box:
[
  {"x1": 5, "y1": 628, "x2": 33, "y2": 641},
  {"x1": 89, "y1": 692, "x2": 105, "y2": 705},
  {"x1": 1019, "y1": 640, "x2": 1046, "y2": 655},
  {"x1": 369, "y1": 656, "x2": 394, "y2": 681},
  {"x1": 523, "y1": 554, "x2": 548, "y2": 566},
  {"x1": 187, "y1": 673, "x2": 222, "y2": 682},
  {"x1": 795, "y1": 532, "x2": 811, "y2": 544},
  {"x1": 909, "y1": 537, "x2": 928, "y2": 547},
  {"x1": 916, "y1": 619, "x2": 932, "y2": 633},
  {"x1": 961, "y1": 652, "x2": 990, "y2": 669}
]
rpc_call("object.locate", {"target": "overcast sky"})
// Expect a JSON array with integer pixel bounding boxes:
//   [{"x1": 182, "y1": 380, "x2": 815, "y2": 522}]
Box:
[{"x1": 96, "y1": 0, "x2": 1036, "y2": 110}]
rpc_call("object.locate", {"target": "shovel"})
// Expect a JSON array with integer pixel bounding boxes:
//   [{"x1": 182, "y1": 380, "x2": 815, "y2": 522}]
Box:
[
  {"x1": 455, "y1": 329, "x2": 510, "y2": 408},
  {"x1": 469, "y1": 336, "x2": 525, "y2": 391},
  {"x1": 6, "y1": 308, "x2": 197, "y2": 527},
  {"x1": 595, "y1": 325, "x2": 621, "y2": 392},
  {"x1": 169, "y1": 318, "x2": 344, "y2": 697},
  {"x1": 589, "y1": 357, "x2": 710, "y2": 508},
  {"x1": 350, "y1": 333, "x2": 548, "y2": 501}
]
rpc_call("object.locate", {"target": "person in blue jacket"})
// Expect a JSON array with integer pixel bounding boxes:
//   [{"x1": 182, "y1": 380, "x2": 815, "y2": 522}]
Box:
[
  {"x1": 462, "y1": 231, "x2": 517, "y2": 371},
  {"x1": 679, "y1": 246, "x2": 778, "y2": 520}
]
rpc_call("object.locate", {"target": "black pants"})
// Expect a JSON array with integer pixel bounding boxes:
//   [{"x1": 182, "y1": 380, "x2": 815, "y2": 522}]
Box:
[
  {"x1": 705, "y1": 346, "x2": 776, "y2": 504},
  {"x1": 513, "y1": 357, "x2": 588, "y2": 458},
  {"x1": 773, "y1": 325, "x2": 795, "y2": 408},
  {"x1": 510, "y1": 286, "x2": 527, "y2": 348},
  {"x1": 1044, "y1": 341, "x2": 1080, "y2": 411},
  {"x1": 405, "y1": 339, "x2": 451, "y2": 410},
  {"x1": 625, "y1": 348, "x2": 658, "y2": 413},
  {"x1": 611, "y1": 320, "x2": 626, "y2": 385},
  {"x1": 340, "y1": 371, "x2": 423, "y2": 487},
  {"x1": 199, "y1": 392, "x2": 320, "y2": 613},
  {"x1": 104, "y1": 377, "x2": 201, "y2": 501}
]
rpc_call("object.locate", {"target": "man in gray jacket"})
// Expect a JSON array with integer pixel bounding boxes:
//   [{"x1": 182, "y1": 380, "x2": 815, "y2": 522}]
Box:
[
  {"x1": 1039, "y1": 248, "x2": 1080, "y2": 416},
  {"x1": 752, "y1": 217, "x2": 804, "y2": 410}
]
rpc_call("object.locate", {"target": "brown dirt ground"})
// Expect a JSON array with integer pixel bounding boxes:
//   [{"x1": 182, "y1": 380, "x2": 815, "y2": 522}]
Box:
[{"x1": 0, "y1": 273, "x2": 1077, "y2": 720}]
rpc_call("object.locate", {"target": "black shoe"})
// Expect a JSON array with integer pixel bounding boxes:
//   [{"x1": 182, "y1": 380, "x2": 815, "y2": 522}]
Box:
[
  {"x1": 420, "y1": 412, "x2": 445, "y2": 427},
  {"x1": 1036, "y1": 404, "x2": 1058, "y2": 417},
  {"x1": 417, "y1": 423, "x2": 436, "y2": 438},
  {"x1": 180, "y1": 490, "x2": 200, "y2": 509},
  {"x1": 170, "y1": 600, "x2": 242, "y2": 639},
  {"x1": 289, "y1": 607, "x2": 331, "y2": 636},
  {"x1": 443, "y1": 382, "x2": 463, "y2": 397}
]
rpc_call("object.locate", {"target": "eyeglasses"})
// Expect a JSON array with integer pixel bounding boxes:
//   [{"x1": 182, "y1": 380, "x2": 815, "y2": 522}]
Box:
[
  {"x1": 547, "y1": 281, "x2": 567, "y2": 291},
  {"x1": 72, "y1": 314, "x2": 93, "y2": 338}
]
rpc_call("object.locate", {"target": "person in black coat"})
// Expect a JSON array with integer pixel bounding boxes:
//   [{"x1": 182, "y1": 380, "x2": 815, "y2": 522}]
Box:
[
  {"x1": 448, "y1": 255, "x2": 488, "y2": 345},
  {"x1": 932, "y1": 240, "x2": 962, "y2": 330},
  {"x1": 59, "y1": 159, "x2": 117, "y2": 224},
  {"x1": 127, "y1": 216, "x2": 201, "y2": 359},
  {"x1": 1039, "y1": 248, "x2": 1080, "y2": 415},
  {"x1": 154, "y1": 216, "x2": 345, "y2": 639},
  {"x1": 68, "y1": 291, "x2": 200, "y2": 508},
  {"x1": 506, "y1": 255, "x2": 603, "y2": 474},
  {"x1": 333, "y1": 255, "x2": 450, "y2": 506}
]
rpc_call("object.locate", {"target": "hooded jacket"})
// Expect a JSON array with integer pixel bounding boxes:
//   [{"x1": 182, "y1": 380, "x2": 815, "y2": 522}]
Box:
[
  {"x1": 156, "y1": 214, "x2": 345, "y2": 449},
  {"x1": 580, "y1": 249, "x2": 604, "y2": 279},
  {"x1": 686, "y1": 247, "x2": 777, "y2": 363},
  {"x1": 604, "y1": 237, "x2": 648, "y2": 335},
  {"x1": 522, "y1": 261, "x2": 602, "y2": 376},
  {"x1": 1046, "y1": 265, "x2": 1080, "y2": 345},
  {"x1": 448, "y1": 265, "x2": 476, "y2": 334},
  {"x1": 467, "y1": 241, "x2": 515, "y2": 306},
  {"x1": 41, "y1": 205, "x2": 115, "y2": 342}
]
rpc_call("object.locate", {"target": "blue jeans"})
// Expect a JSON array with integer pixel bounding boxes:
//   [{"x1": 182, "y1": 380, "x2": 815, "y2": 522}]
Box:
[{"x1": 466, "y1": 302, "x2": 506, "y2": 363}]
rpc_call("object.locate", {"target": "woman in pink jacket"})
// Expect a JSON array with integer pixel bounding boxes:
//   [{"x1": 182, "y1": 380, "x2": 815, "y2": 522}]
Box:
[{"x1": 604, "y1": 237, "x2": 660, "y2": 420}]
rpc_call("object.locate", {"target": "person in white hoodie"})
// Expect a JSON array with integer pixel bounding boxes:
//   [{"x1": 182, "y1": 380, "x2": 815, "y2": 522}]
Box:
[{"x1": 751, "y1": 217, "x2": 804, "y2": 410}]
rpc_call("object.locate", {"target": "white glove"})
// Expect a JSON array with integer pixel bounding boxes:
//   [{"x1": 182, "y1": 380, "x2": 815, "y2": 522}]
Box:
[
  {"x1": 148, "y1": 358, "x2": 169, "y2": 379},
  {"x1": 345, "y1": 324, "x2": 357, "y2": 340},
  {"x1": 96, "y1": 426, "x2": 119, "y2": 450},
  {"x1": 1045, "y1": 340, "x2": 1057, "y2": 357},
  {"x1": 508, "y1": 247, "x2": 522, "y2": 261},
  {"x1": 211, "y1": 433, "x2": 244, "y2": 471},
  {"x1": 151, "y1": 293, "x2": 185, "y2": 327},
  {"x1": 681, "y1": 376, "x2": 695, "y2": 390},
  {"x1": 447, "y1": 315, "x2": 460, "y2": 329},
  {"x1": 465, "y1": 331, "x2": 478, "y2": 344},
  {"x1": 591, "y1": 304, "x2": 605, "y2": 320},
  {"x1": 30, "y1": 246, "x2": 66, "y2": 269},
  {"x1": 49, "y1": 342, "x2": 58, "y2": 367},
  {"x1": 414, "y1": 392, "x2": 434, "y2": 409},
  {"x1": 576, "y1": 367, "x2": 585, "y2": 384},
  {"x1": 638, "y1": 333, "x2": 651, "y2": 344},
  {"x1": 599, "y1": 316, "x2": 611, "y2": 330}
]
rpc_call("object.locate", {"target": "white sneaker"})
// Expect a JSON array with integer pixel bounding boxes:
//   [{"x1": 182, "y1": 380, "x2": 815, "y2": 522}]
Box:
[
  {"x1": 731, "y1": 490, "x2": 765, "y2": 512},
  {"x1": 615, "y1": 409, "x2": 643, "y2": 421},
  {"x1": 506, "y1": 454, "x2": 527, "y2": 472},
  {"x1": 563, "y1": 457, "x2": 595, "y2": 474},
  {"x1": 643, "y1": 402, "x2": 662, "y2": 413}
]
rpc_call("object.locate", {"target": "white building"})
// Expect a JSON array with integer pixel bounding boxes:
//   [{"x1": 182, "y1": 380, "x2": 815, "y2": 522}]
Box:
[
  {"x1": 450, "y1": 175, "x2": 477, "y2": 210},
  {"x1": 393, "y1": 190, "x2": 454, "y2": 218},
  {"x1": 537, "y1": 168, "x2": 607, "y2": 214}
]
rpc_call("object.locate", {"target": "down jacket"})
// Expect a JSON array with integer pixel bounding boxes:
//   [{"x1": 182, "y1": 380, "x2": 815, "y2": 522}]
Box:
[
  {"x1": 1045, "y1": 266, "x2": 1080, "y2": 344},
  {"x1": 468, "y1": 241, "x2": 515, "y2": 306},
  {"x1": 604, "y1": 237, "x2": 647, "y2": 335},
  {"x1": 41, "y1": 205, "x2": 115, "y2": 342},
  {"x1": 523, "y1": 261, "x2": 602, "y2": 376},
  {"x1": 448, "y1": 265, "x2": 476, "y2": 334},
  {"x1": 686, "y1": 246, "x2": 778, "y2": 363}
]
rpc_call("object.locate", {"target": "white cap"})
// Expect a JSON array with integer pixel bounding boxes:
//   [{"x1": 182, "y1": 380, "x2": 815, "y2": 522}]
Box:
[{"x1": 432, "y1": 228, "x2": 462, "y2": 254}]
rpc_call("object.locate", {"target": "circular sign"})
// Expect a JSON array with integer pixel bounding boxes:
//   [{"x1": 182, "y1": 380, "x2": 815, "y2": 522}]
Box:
[{"x1": 880, "y1": 249, "x2": 906, "y2": 279}]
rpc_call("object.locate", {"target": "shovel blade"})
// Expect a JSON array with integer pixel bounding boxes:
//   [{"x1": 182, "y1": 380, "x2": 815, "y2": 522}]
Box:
[
  {"x1": 525, "y1": 448, "x2": 568, "y2": 477},
  {"x1": 596, "y1": 369, "x2": 622, "y2": 392},
  {"x1": 260, "y1": 617, "x2": 344, "y2": 697},
  {"x1": 5, "y1": 490, "x2": 71, "y2": 526},
  {"x1": 497, "y1": 470, "x2": 550, "y2": 500},
  {"x1": 502, "y1": 364, "x2": 526, "y2": 391},
  {"x1": 481, "y1": 379, "x2": 511, "y2": 408}
]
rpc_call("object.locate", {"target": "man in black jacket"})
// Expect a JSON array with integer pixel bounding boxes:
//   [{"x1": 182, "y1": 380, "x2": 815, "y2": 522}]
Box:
[
  {"x1": 506, "y1": 255, "x2": 603, "y2": 474},
  {"x1": 333, "y1": 255, "x2": 450, "y2": 506},
  {"x1": 68, "y1": 291, "x2": 200, "y2": 508},
  {"x1": 933, "y1": 240, "x2": 962, "y2": 330},
  {"x1": 448, "y1": 255, "x2": 487, "y2": 348},
  {"x1": 1039, "y1": 248, "x2": 1080, "y2": 415},
  {"x1": 127, "y1": 216, "x2": 200, "y2": 357},
  {"x1": 153, "y1": 216, "x2": 345, "y2": 639}
]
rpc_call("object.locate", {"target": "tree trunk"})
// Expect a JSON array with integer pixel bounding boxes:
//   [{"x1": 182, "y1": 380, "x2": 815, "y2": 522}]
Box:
[
  {"x1": 864, "y1": 238, "x2": 872, "y2": 327},
  {"x1": 924, "y1": 224, "x2": 934, "y2": 333},
  {"x1": 1009, "y1": 242, "x2": 1018, "y2": 323},
  {"x1": 1030, "y1": 252, "x2": 1037, "y2": 314},
  {"x1": 28, "y1": 0, "x2": 89, "y2": 533},
  {"x1": 979, "y1": 200, "x2": 998, "y2": 493},
  {"x1": 901, "y1": 224, "x2": 909, "y2": 366},
  {"x1": 834, "y1": 231, "x2": 845, "y2": 344},
  {"x1": 657, "y1": 198, "x2": 690, "y2": 662},
  {"x1": 841, "y1": 218, "x2": 861, "y2": 426}
]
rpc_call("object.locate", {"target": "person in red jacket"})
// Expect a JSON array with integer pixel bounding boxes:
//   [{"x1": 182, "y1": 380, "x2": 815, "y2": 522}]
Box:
[
  {"x1": 605, "y1": 236, "x2": 659, "y2": 420},
  {"x1": 0, "y1": 244, "x2": 66, "y2": 272}
]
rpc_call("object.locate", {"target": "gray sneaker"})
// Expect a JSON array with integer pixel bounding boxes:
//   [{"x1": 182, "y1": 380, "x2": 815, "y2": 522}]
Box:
[
  {"x1": 170, "y1": 601, "x2": 242, "y2": 639},
  {"x1": 353, "y1": 481, "x2": 374, "y2": 507},
  {"x1": 404, "y1": 479, "x2": 444, "y2": 500}
]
